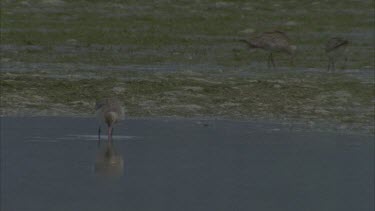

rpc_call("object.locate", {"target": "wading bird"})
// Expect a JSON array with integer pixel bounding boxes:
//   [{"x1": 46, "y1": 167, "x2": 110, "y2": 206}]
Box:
[
  {"x1": 95, "y1": 98, "x2": 124, "y2": 142},
  {"x1": 239, "y1": 30, "x2": 296, "y2": 69},
  {"x1": 325, "y1": 37, "x2": 349, "y2": 72}
]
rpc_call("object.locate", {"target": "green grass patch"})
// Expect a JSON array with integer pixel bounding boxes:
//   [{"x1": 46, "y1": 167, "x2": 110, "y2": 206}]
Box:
[
  {"x1": 1, "y1": 70, "x2": 373, "y2": 133},
  {"x1": 1, "y1": 0, "x2": 374, "y2": 68}
]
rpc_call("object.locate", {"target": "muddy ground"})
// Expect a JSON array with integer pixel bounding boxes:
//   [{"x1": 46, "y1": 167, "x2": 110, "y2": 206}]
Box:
[{"x1": 1, "y1": 0, "x2": 374, "y2": 133}]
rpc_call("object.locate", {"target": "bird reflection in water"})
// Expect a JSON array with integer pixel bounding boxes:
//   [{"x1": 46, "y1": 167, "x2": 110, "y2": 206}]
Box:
[{"x1": 94, "y1": 139, "x2": 124, "y2": 177}]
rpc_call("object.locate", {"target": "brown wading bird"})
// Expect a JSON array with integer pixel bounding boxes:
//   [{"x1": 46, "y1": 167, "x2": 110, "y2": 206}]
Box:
[
  {"x1": 325, "y1": 37, "x2": 349, "y2": 72},
  {"x1": 95, "y1": 98, "x2": 125, "y2": 142},
  {"x1": 239, "y1": 30, "x2": 296, "y2": 69}
]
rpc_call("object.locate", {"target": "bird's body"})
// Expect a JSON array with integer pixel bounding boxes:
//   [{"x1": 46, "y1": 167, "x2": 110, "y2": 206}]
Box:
[
  {"x1": 325, "y1": 37, "x2": 349, "y2": 71},
  {"x1": 95, "y1": 98, "x2": 124, "y2": 142},
  {"x1": 240, "y1": 30, "x2": 296, "y2": 68}
]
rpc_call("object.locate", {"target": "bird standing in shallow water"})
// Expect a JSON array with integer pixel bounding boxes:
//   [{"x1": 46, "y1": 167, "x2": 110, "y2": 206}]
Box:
[
  {"x1": 239, "y1": 30, "x2": 296, "y2": 69},
  {"x1": 95, "y1": 98, "x2": 124, "y2": 143},
  {"x1": 325, "y1": 37, "x2": 349, "y2": 72}
]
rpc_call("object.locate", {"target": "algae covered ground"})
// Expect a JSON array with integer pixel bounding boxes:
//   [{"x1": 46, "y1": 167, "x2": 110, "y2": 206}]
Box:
[
  {"x1": 1, "y1": 0, "x2": 374, "y2": 133},
  {"x1": 1, "y1": 69, "x2": 374, "y2": 133}
]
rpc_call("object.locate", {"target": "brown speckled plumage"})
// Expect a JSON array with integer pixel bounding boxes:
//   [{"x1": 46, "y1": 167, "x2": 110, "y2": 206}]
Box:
[{"x1": 240, "y1": 30, "x2": 296, "y2": 68}]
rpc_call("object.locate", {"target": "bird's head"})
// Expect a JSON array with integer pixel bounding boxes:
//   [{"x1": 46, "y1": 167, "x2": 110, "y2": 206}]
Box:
[{"x1": 105, "y1": 112, "x2": 118, "y2": 127}]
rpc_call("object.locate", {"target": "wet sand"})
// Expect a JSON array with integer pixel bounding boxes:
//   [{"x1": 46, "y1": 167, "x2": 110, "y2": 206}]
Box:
[{"x1": 1, "y1": 117, "x2": 374, "y2": 211}]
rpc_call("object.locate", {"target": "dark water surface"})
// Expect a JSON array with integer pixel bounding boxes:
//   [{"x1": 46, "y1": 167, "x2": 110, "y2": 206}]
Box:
[{"x1": 1, "y1": 117, "x2": 373, "y2": 211}]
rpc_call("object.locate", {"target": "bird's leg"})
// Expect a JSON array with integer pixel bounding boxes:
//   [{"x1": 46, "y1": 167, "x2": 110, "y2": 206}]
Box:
[
  {"x1": 327, "y1": 59, "x2": 331, "y2": 72},
  {"x1": 290, "y1": 54, "x2": 295, "y2": 67},
  {"x1": 267, "y1": 53, "x2": 272, "y2": 69},
  {"x1": 327, "y1": 56, "x2": 333, "y2": 72},
  {"x1": 97, "y1": 126, "x2": 101, "y2": 146},
  {"x1": 332, "y1": 58, "x2": 336, "y2": 72},
  {"x1": 270, "y1": 53, "x2": 276, "y2": 69},
  {"x1": 344, "y1": 56, "x2": 348, "y2": 69},
  {"x1": 108, "y1": 126, "x2": 113, "y2": 143}
]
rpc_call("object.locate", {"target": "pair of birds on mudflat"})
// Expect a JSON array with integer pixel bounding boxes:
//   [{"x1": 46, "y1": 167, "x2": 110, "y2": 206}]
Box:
[{"x1": 239, "y1": 30, "x2": 349, "y2": 71}]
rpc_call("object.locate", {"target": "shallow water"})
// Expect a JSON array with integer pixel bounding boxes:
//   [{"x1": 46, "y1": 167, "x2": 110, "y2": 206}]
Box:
[{"x1": 1, "y1": 117, "x2": 373, "y2": 211}]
